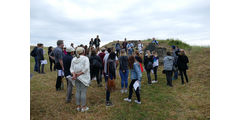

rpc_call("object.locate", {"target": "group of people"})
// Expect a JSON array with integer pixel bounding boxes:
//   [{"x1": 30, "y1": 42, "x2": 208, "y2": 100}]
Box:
[{"x1": 31, "y1": 37, "x2": 189, "y2": 112}]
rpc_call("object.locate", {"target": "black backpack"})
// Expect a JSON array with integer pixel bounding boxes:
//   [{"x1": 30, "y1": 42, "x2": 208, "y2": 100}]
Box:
[
  {"x1": 146, "y1": 62, "x2": 153, "y2": 70},
  {"x1": 108, "y1": 60, "x2": 115, "y2": 73},
  {"x1": 31, "y1": 47, "x2": 37, "y2": 57},
  {"x1": 92, "y1": 58, "x2": 102, "y2": 69}
]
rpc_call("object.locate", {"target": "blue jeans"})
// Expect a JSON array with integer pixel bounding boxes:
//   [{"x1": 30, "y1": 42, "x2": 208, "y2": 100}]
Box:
[
  {"x1": 34, "y1": 56, "x2": 38, "y2": 71},
  {"x1": 173, "y1": 71, "x2": 178, "y2": 80},
  {"x1": 119, "y1": 70, "x2": 129, "y2": 89}
]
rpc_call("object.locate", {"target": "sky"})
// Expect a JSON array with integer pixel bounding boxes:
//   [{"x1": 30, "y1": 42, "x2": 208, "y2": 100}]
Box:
[{"x1": 30, "y1": 0, "x2": 210, "y2": 47}]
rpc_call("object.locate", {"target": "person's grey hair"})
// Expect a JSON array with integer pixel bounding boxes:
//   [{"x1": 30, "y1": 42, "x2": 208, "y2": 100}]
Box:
[{"x1": 57, "y1": 40, "x2": 64, "y2": 46}]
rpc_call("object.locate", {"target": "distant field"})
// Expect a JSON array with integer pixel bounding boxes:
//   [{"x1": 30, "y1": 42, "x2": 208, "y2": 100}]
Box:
[{"x1": 30, "y1": 40, "x2": 210, "y2": 120}]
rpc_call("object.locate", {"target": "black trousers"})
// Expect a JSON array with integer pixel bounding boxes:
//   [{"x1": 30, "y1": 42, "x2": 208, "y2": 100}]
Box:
[
  {"x1": 49, "y1": 58, "x2": 56, "y2": 71},
  {"x1": 146, "y1": 70, "x2": 152, "y2": 84},
  {"x1": 55, "y1": 64, "x2": 62, "y2": 90},
  {"x1": 153, "y1": 66, "x2": 158, "y2": 81},
  {"x1": 99, "y1": 68, "x2": 103, "y2": 84},
  {"x1": 91, "y1": 69, "x2": 101, "y2": 85},
  {"x1": 165, "y1": 70, "x2": 173, "y2": 87},
  {"x1": 128, "y1": 79, "x2": 141, "y2": 102},
  {"x1": 179, "y1": 69, "x2": 189, "y2": 84},
  {"x1": 116, "y1": 50, "x2": 120, "y2": 57}
]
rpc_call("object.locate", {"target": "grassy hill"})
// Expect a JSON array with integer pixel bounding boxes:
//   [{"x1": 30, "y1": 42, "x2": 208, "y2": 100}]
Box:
[{"x1": 30, "y1": 40, "x2": 210, "y2": 120}]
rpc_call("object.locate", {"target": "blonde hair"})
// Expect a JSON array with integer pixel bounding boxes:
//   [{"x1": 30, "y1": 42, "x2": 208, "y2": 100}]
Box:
[
  {"x1": 120, "y1": 49, "x2": 126, "y2": 56},
  {"x1": 76, "y1": 47, "x2": 85, "y2": 57}
]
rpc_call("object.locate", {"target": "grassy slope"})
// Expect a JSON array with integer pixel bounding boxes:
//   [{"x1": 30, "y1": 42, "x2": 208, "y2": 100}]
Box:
[{"x1": 30, "y1": 40, "x2": 210, "y2": 120}]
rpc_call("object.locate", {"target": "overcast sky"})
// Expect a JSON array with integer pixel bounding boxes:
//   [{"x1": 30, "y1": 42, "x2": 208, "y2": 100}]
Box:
[{"x1": 30, "y1": 0, "x2": 209, "y2": 47}]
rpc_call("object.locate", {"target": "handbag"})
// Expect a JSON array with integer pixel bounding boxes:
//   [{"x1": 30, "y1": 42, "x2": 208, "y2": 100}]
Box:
[
  {"x1": 139, "y1": 63, "x2": 144, "y2": 72},
  {"x1": 107, "y1": 62, "x2": 116, "y2": 91}
]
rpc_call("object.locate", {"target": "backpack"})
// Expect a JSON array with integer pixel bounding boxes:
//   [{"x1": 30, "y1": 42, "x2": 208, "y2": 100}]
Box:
[
  {"x1": 92, "y1": 58, "x2": 102, "y2": 69},
  {"x1": 108, "y1": 60, "x2": 115, "y2": 73},
  {"x1": 31, "y1": 47, "x2": 37, "y2": 57},
  {"x1": 146, "y1": 62, "x2": 153, "y2": 70}
]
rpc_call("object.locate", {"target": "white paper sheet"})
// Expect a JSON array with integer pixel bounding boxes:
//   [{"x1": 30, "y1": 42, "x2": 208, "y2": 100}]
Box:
[
  {"x1": 133, "y1": 81, "x2": 139, "y2": 91},
  {"x1": 41, "y1": 60, "x2": 47, "y2": 65},
  {"x1": 58, "y1": 70, "x2": 64, "y2": 77}
]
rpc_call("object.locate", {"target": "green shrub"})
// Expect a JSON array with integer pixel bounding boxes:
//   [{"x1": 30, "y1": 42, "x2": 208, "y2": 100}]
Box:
[{"x1": 166, "y1": 39, "x2": 192, "y2": 50}]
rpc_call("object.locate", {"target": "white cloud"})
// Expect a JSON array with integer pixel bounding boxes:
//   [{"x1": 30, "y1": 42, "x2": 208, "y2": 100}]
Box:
[{"x1": 30, "y1": 0, "x2": 210, "y2": 47}]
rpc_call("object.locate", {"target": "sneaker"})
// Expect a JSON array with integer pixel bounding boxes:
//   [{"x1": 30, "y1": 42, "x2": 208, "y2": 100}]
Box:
[
  {"x1": 134, "y1": 100, "x2": 141, "y2": 104},
  {"x1": 81, "y1": 107, "x2": 89, "y2": 112},
  {"x1": 123, "y1": 98, "x2": 131, "y2": 102},
  {"x1": 124, "y1": 89, "x2": 128, "y2": 93},
  {"x1": 76, "y1": 107, "x2": 81, "y2": 112},
  {"x1": 152, "y1": 81, "x2": 158, "y2": 84},
  {"x1": 106, "y1": 101, "x2": 113, "y2": 107},
  {"x1": 120, "y1": 89, "x2": 124, "y2": 94}
]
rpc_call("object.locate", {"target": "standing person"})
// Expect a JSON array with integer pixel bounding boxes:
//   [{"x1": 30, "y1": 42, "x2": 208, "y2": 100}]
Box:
[
  {"x1": 94, "y1": 35, "x2": 101, "y2": 49},
  {"x1": 152, "y1": 37, "x2": 159, "y2": 46},
  {"x1": 152, "y1": 51, "x2": 159, "y2": 83},
  {"x1": 63, "y1": 47, "x2": 67, "y2": 55},
  {"x1": 36, "y1": 43, "x2": 45, "y2": 74},
  {"x1": 98, "y1": 48, "x2": 106, "y2": 85},
  {"x1": 63, "y1": 47, "x2": 74, "y2": 103},
  {"x1": 84, "y1": 45, "x2": 88, "y2": 56},
  {"x1": 137, "y1": 40, "x2": 143, "y2": 53},
  {"x1": 177, "y1": 49, "x2": 189, "y2": 84},
  {"x1": 172, "y1": 45, "x2": 178, "y2": 80},
  {"x1": 163, "y1": 52, "x2": 175, "y2": 87},
  {"x1": 115, "y1": 40, "x2": 121, "y2": 57},
  {"x1": 123, "y1": 55, "x2": 142, "y2": 104},
  {"x1": 122, "y1": 38, "x2": 128, "y2": 53},
  {"x1": 89, "y1": 38, "x2": 94, "y2": 47},
  {"x1": 119, "y1": 49, "x2": 129, "y2": 94},
  {"x1": 89, "y1": 48, "x2": 103, "y2": 87},
  {"x1": 48, "y1": 46, "x2": 55, "y2": 72},
  {"x1": 144, "y1": 50, "x2": 153, "y2": 85},
  {"x1": 127, "y1": 41, "x2": 134, "y2": 56},
  {"x1": 71, "y1": 43, "x2": 74, "y2": 49},
  {"x1": 31, "y1": 44, "x2": 39, "y2": 72},
  {"x1": 134, "y1": 50, "x2": 143, "y2": 88},
  {"x1": 105, "y1": 52, "x2": 118, "y2": 106},
  {"x1": 70, "y1": 47, "x2": 91, "y2": 112},
  {"x1": 53, "y1": 40, "x2": 65, "y2": 91}
]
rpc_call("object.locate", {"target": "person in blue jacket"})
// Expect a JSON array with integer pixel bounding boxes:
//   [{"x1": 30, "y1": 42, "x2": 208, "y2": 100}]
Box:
[{"x1": 123, "y1": 55, "x2": 142, "y2": 104}]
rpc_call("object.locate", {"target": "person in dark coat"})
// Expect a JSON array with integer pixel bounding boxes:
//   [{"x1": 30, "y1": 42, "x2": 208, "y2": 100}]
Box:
[
  {"x1": 48, "y1": 46, "x2": 56, "y2": 72},
  {"x1": 177, "y1": 49, "x2": 189, "y2": 84},
  {"x1": 63, "y1": 47, "x2": 74, "y2": 103},
  {"x1": 89, "y1": 48, "x2": 103, "y2": 87},
  {"x1": 93, "y1": 35, "x2": 101, "y2": 49},
  {"x1": 144, "y1": 50, "x2": 154, "y2": 85},
  {"x1": 36, "y1": 43, "x2": 45, "y2": 74}
]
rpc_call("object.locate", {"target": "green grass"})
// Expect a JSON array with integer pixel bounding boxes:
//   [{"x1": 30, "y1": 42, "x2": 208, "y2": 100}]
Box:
[{"x1": 30, "y1": 42, "x2": 210, "y2": 120}]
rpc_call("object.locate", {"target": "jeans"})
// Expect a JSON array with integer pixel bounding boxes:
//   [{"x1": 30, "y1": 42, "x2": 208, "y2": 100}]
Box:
[
  {"x1": 91, "y1": 69, "x2": 101, "y2": 85},
  {"x1": 99, "y1": 69, "x2": 103, "y2": 84},
  {"x1": 146, "y1": 70, "x2": 152, "y2": 84},
  {"x1": 105, "y1": 73, "x2": 114, "y2": 102},
  {"x1": 49, "y1": 57, "x2": 56, "y2": 72},
  {"x1": 75, "y1": 80, "x2": 87, "y2": 106},
  {"x1": 165, "y1": 70, "x2": 173, "y2": 86},
  {"x1": 179, "y1": 70, "x2": 189, "y2": 84},
  {"x1": 34, "y1": 56, "x2": 38, "y2": 72},
  {"x1": 153, "y1": 66, "x2": 158, "y2": 81},
  {"x1": 173, "y1": 70, "x2": 178, "y2": 80},
  {"x1": 37, "y1": 60, "x2": 44, "y2": 73},
  {"x1": 128, "y1": 79, "x2": 141, "y2": 102},
  {"x1": 119, "y1": 70, "x2": 129, "y2": 89},
  {"x1": 66, "y1": 78, "x2": 73, "y2": 102}
]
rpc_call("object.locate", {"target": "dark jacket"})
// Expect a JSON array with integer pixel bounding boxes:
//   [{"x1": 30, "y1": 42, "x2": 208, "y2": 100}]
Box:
[
  {"x1": 135, "y1": 56, "x2": 143, "y2": 63},
  {"x1": 89, "y1": 55, "x2": 102, "y2": 70},
  {"x1": 63, "y1": 54, "x2": 73, "y2": 77},
  {"x1": 144, "y1": 55, "x2": 153, "y2": 70},
  {"x1": 36, "y1": 48, "x2": 44, "y2": 60},
  {"x1": 177, "y1": 55, "x2": 189, "y2": 70},
  {"x1": 119, "y1": 56, "x2": 128, "y2": 71},
  {"x1": 122, "y1": 42, "x2": 127, "y2": 48},
  {"x1": 94, "y1": 38, "x2": 101, "y2": 46}
]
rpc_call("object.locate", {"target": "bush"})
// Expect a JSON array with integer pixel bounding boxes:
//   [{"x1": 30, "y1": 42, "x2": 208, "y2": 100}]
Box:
[{"x1": 166, "y1": 39, "x2": 191, "y2": 50}]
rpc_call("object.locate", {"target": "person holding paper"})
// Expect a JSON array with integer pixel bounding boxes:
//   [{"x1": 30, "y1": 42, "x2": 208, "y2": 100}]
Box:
[
  {"x1": 36, "y1": 43, "x2": 45, "y2": 74},
  {"x1": 63, "y1": 47, "x2": 74, "y2": 103},
  {"x1": 123, "y1": 55, "x2": 142, "y2": 104}
]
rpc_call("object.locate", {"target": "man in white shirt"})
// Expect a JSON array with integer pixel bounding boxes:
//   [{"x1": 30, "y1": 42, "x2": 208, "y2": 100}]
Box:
[{"x1": 137, "y1": 40, "x2": 143, "y2": 53}]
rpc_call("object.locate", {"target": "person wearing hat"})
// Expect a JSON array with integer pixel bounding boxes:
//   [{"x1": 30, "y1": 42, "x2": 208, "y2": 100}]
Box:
[
  {"x1": 63, "y1": 47, "x2": 75, "y2": 103},
  {"x1": 70, "y1": 47, "x2": 90, "y2": 112}
]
